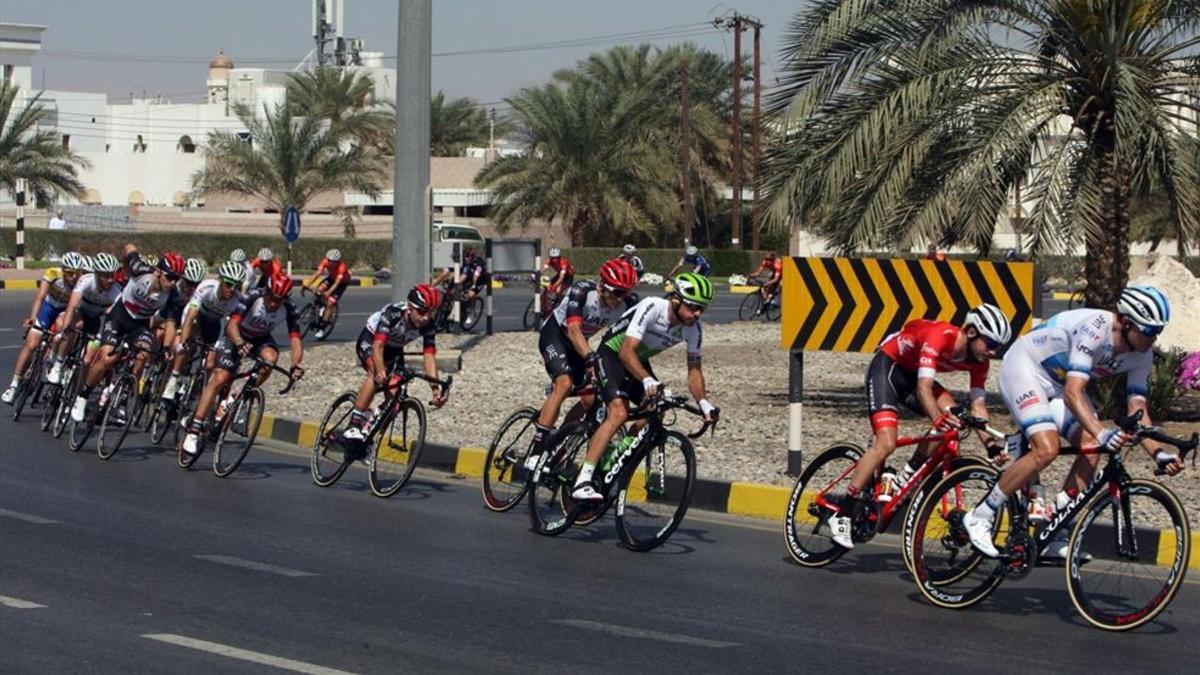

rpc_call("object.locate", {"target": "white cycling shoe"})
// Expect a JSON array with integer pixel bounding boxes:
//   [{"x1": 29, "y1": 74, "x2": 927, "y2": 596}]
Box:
[
  {"x1": 1043, "y1": 534, "x2": 1093, "y2": 564},
  {"x1": 46, "y1": 363, "x2": 63, "y2": 385},
  {"x1": 182, "y1": 433, "x2": 200, "y2": 456},
  {"x1": 70, "y1": 395, "x2": 89, "y2": 422},
  {"x1": 523, "y1": 453, "x2": 542, "y2": 471},
  {"x1": 161, "y1": 378, "x2": 178, "y2": 401},
  {"x1": 827, "y1": 514, "x2": 854, "y2": 549},
  {"x1": 962, "y1": 509, "x2": 1000, "y2": 558},
  {"x1": 570, "y1": 481, "x2": 604, "y2": 501},
  {"x1": 0, "y1": 386, "x2": 16, "y2": 405}
]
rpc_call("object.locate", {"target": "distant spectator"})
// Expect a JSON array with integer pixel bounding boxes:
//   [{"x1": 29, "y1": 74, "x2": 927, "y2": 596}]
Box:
[
  {"x1": 48, "y1": 210, "x2": 66, "y2": 230},
  {"x1": 925, "y1": 243, "x2": 946, "y2": 262}
]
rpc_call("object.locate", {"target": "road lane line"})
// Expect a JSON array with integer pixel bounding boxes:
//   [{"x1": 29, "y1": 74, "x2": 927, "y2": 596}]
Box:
[
  {"x1": 141, "y1": 634, "x2": 355, "y2": 674},
  {"x1": 0, "y1": 508, "x2": 60, "y2": 525},
  {"x1": 194, "y1": 555, "x2": 317, "y2": 577},
  {"x1": 553, "y1": 619, "x2": 738, "y2": 648},
  {"x1": 0, "y1": 595, "x2": 47, "y2": 609},
  {"x1": 0, "y1": 345, "x2": 19, "y2": 351}
]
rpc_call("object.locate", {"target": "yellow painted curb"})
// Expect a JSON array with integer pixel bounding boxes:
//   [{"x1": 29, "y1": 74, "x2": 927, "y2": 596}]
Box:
[
  {"x1": 454, "y1": 446, "x2": 487, "y2": 477},
  {"x1": 1051, "y1": 291, "x2": 1076, "y2": 300},
  {"x1": 1157, "y1": 530, "x2": 1200, "y2": 571},
  {"x1": 729, "y1": 285, "x2": 755, "y2": 294},
  {"x1": 2, "y1": 279, "x2": 37, "y2": 290},
  {"x1": 259, "y1": 414, "x2": 276, "y2": 442},
  {"x1": 297, "y1": 420, "x2": 319, "y2": 449},
  {"x1": 726, "y1": 482, "x2": 791, "y2": 520},
  {"x1": 491, "y1": 280, "x2": 504, "y2": 289},
  {"x1": 359, "y1": 278, "x2": 375, "y2": 288}
]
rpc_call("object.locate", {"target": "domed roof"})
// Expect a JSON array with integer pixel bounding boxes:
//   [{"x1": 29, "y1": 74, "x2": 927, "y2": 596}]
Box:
[{"x1": 209, "y1": 51, "x2": 233, "y2": 69}]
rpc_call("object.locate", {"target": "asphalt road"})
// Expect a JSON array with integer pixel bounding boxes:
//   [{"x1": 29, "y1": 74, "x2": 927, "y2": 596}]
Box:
[{"x1": 0, "y1": 288, "x2": 1196, "y2": 673}]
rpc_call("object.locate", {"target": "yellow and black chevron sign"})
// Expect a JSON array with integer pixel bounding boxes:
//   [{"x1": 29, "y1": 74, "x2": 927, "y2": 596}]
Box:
[{"x1": 781, "y1": 257, "x2": 1035, "y2": 352}]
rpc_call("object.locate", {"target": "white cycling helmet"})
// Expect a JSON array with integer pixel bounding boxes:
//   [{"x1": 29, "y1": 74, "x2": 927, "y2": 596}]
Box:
[
  {"x1": 80, "y1": 256, "x2": 95, "y2": 273},
  {"x1": 326, "y1": 248, "x2": 342, "y2": 262},
  {"x1": 229, "y1": 248, "x2": 247, "y2": 263},
  {"x1": 686, "y1": 245, "x2": 699, "y2": 256},
  {"x1": 622, "y1": 244, "x2": 636, "y2": 255},
  {"x1": 964, "y1": 303, "x2": 1012, "y2": 346},
  {"x1": 93, "y1": 252, "x2": 120, "y2": 274},
  {"x1": 218, "y1": 259, "x2": 247, "y2": 283},
  {"x1": 548, "y1": 247, "x2": 561, "y2": 258},
  {"x1": 257, "y1": 247, "x2": 274, "y2": 262},
  {"x1": 1118, "y1": 285, "x2": 1171, "y2": 331},
  {"x1": 61, "y1": 251, "x2": 85, "y2": 271},
  {"x1": 183, "y1": 258, "x2": 207, "y2": 284}
]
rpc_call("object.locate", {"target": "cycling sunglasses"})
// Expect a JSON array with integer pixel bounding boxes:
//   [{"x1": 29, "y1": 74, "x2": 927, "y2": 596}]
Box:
[
  {"x1": 1135, "y1": 323, "x2": 1163, "y2": 338},
  {"x1": 601, "y1": 284, "x2": 629, "y2": 298},
  {"x1": 977, "y1": 335, "x2": 1001, "y2": 351},
  {"x1": 682, "y1": 300, "x2": 707, "y2": 313}
]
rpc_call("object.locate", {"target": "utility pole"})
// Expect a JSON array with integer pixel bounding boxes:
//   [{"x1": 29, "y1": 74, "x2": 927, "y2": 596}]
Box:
[
  {"x1": 393, "y1": 0, "x2": 432, "y2": 300},
  {"x1": 679, "y1": 56, "x2": 694, "y2": 245},
  {"x1": 731, "y1": 16, "x2": 743, "y2": 248},
  {"x1": 750, "y1": 22, "x2": 762, "y2": 252}
]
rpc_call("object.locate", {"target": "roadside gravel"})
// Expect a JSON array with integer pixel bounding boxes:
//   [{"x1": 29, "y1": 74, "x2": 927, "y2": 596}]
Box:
[{"x1": 274, "y1": 323, "x2": 1199, "y2": 526}]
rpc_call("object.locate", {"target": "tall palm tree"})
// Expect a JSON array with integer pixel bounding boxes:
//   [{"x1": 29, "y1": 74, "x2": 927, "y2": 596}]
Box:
[
  {"x1": 761, "y1": 0, "x2": 1199, "y2": 306},
  {"x1": 286, "y1": 66, "x2": 391, "y2": 146},
  {"x1": 0, "y1": 81, "x2": 90, "y2": 204},
  {"x1": 191, "y1": 103, "x2": 386, "y2": 232},
  {"x1": 430, "y1": 91, "x2": 498, "y2": 156}
]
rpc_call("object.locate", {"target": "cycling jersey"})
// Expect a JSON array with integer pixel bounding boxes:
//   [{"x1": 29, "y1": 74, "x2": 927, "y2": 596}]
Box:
[
  {"x1": 550, "y1": 280, "x2": 633, "y2": 338},
  {"x1": 546, "y1": 257, "x2": 574, "y2": 277},
  {"x1": 40, "y1": 268, "x2": 74, "y2": 308},
  {"x1": 157, "y1": 286, "x2": 191, "y2": 325},
  {"x1": 316, "y1": 258, "x2": 352, "y2": 285},
  {"x1": 621, "y1": 255, "x2": 645, "y2": 278},
  {"x1": 72, "y1": 273, "x2": 121, "y2": 319},
  {"x1": 460, "y1": 258, "x2": 488, "y2": 289},
  {"x1": 365, "y1": 302, "x2": 437, "y2": 352},
  {"x1": 683, "y1": 253, "x2": 711, "y2": 276},
  {"x1": 248, "y1": 258, "x2": 283, "y2": 288},
  {"x1": 878, "y1": 320, "x2": 988, "y2": 399},
  {"x1": 117, "y1": 252, "x2": 171, "y2": 321},
  {"x1": 754, "y1": 258, "x2": 783, "y2": 277},
  {"x1": 188, "y1": 279, "x2": 242, "y2": 322},
  {"x1": 229, "y1": 288, "x2": 301, "y2": 340},
  {"x1": 601, "y1": 296, "x2": 702, "y2": 361}
]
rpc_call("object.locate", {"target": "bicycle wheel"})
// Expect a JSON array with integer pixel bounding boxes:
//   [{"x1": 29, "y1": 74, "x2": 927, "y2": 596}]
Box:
[
  {"x1": 12, "y1": 343, "x2": 44, "y2": 421},
  {"x1": 615, "y1": 430, "x2": 696, "y2": 552},
  {"x1": 297, "y1": 302, "x2": 317, "y2": 339},
  {"x1": 316, "y1": 302, "x2": 338, "y2": 340},
  {"x1": 900, "y1": 456, "x2": 991, "y2": 575},
  {"x1": 1066, "y1": 479, "x2": 1190, "y2": 631},
  {"x1": 97, "y1": 375, "x2": 136, "y2": 460},
  {"x1": 764, "y1": 295, "x2": 782, "y2": 321},
  {"x1": 461, "y1": 297, "x2": 484, "y2": 332},
  {"x1": 482, "y1": 407, "x2": 538, "y2": 512},
  {"x1": 172, "y1": 370, "x2": 207, "y2": 449},
  {"x1": 40, "y1": 382, "x2": 62, "y2": 432},
  {"x1": 368, "y1": 398, "x2": 427, "y2": 498},
  {"x1": 528, "y1": 430, "x2": 589, "y2": 536},
  {"x1": 909, "y1": 464, "x2": 1006, "y2": 609},
  {"x1": 53, "y1": 362, "x2": 81, "y2": 439},
  {"x1": 213, "y1": 388, "x2": 264, "y2": 477},
  {"x1": 67, "y1": 384, "x2": 101, "y2": 452},
  {"x1": 311, "y1": 392, "x2": 356, "y2": 487},
  {"x1": 738, "y1": 293, "x2": 762, "y2": 322},
  {"x1": 135, "y1": 362, "x2": 166, "y2": 433},
  {"x1": 783, "y1": 444, "x2": 864, "y2": 567}
]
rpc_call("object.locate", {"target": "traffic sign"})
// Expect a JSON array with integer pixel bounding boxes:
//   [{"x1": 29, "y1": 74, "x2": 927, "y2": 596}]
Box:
[
  {"x1": 283, "y1": 205, "x2": 301, "y2": 244},
  {"x1": 780, "y1": 257, "x2": 1035, "y2": 352}
]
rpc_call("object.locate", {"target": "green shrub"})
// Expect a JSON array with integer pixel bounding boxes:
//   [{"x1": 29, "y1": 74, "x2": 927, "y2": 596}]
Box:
[{"x1": 1091, "y1": 348, "x2": 1188, "y2": 422}]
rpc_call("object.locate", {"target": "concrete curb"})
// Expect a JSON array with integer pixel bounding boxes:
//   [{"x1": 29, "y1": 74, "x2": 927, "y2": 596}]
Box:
[
  {"x1": 256, "y1": 411, "x2": 1199, "y2": 570},
  {"x1": 0, "y1": 279, "x2": 37, "y2": 290},
  {"x1": 729, "y1": 285, "x2": 756, "y2": 294}
]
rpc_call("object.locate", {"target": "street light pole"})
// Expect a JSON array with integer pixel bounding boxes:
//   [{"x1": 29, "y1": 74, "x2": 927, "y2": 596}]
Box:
[{"x1": 393, "y1": 0, "x2": 432, "y2": 301}]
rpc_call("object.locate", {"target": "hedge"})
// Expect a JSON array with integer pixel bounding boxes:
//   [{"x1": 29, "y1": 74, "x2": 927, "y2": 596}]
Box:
[{"x1": 562, "y1": 247, "x2": 771, "y2": 277}]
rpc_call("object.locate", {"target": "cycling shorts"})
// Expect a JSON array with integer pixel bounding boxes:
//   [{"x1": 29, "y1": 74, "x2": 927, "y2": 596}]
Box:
[
  {"x1": 355, "y1": 327, "x2": 405, "y2": 372},
  {"x1": 865, "y1": 351, "x2": 948, "y2": 431},
  {"x1": 214, "y1": 333, "x2": 278, "y2": 373},
  {"x1": 34, "y1": 300, "x2": 64, "y2": 332},
  {"x1": 998, "y1": 347, "x2": 1063, "y2": 437},
  {"x1": 99, "y1": 306, "x2": 154, "y2": 350},
  {"x1": 595, "y1": 345, "x2": 656, "y2": 405},
  {"x1": 317, "y1": 278, "x2": 348, "y2": 302},
  {"x1": 80, "y1": 312, "x2": 104, "y2": 337},
  {"x1": 539, "y1": 319, "x2": 588, "y2": 389}
]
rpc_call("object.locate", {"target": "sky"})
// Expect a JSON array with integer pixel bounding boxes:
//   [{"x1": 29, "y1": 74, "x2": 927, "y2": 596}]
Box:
[{"x1": 3, "y1": 0, "x2": 806, "y2": 106}]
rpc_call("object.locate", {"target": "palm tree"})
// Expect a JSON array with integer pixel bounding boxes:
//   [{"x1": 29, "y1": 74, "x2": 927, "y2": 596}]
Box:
[
  {"x1": 430, "y1": 91, "x2": 499, "y2": 156},
  {"x1": 0, "y1": 81, "x2": 90, "y2": 205},
  {"x1": 191, "y1": 102, "x2": 386, "y2": 232},
  {"x1": 286, "y1": 66, "x2": 391, "y2": 146},
  {"x1": 761, "y1": 0, "x2": 1200, "y2": 306}
]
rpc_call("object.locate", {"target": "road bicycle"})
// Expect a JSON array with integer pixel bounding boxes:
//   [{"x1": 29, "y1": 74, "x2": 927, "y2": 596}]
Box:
[
  {"x1": 310, "y1": 360, "x2": 452, "y2": 497},
  {"x1": 737, "y1": 279, "x2": 781, "y2": 322},
  {"x1": 522, "y1": 277, "x2": 559, "y2": 331},
  {"x1": 11, "y1": 326, "x2": 54, "y2": 422},
  {"x1": 784, "y1": 407, "x2": 1003, "y2": 569},
  {"x1": 906, "y1": 411, "x2": 1197, "y2": 631},
  {"x1": 528, "y1": 393, "x2": 715, "y2": 552},
  {"x1": 176, "y1": 356, "x2": 299, "y2": 477},
  {"x1": 148, "y1": 342, "x2": 211, "y2": 446},
  {"x1": 433, "y1": 281, "x2": 483, "y2": 334},
  {"x1": 297, "y1": 286, "x2": 339, "y2": 341},
  {"x1": 64, "y1": 339, "x2": 153, "y2": 458},
  {"x1": 43, "y1": 328, "x2": 91, "y2": 439}
]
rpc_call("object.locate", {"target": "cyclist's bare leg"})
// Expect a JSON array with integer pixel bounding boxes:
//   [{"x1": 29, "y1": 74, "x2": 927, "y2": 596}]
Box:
[
  {"x1": 997, "y1": 429, "x2": 1061, "y2": 495},
  {"x1": 191, "y1": 367, "x2": 233, "y2": 423},
  {"x1": 253, "y1": 346, "x2": 279, "y2": 387},
  {"x1": 11, "y1": 326, "x2": 45, "y2": 380},
  {"x1": 847, "y1": 426, "x2": 899, "y2": 493},
  {"x1": 352, "y1": 374, "x2": 378, "y2": 413},
  {"x1": 84, "y1": 345, "x2": 119, "y2": 387},
  {"x1": 585, "y1": 398, "x2": 629, "y2": 465},
  {"x1": 1061, "y1": 427, "x2": 1101, "y2": 494},
  {"x1": 537, "y1": 374, "x2": 574, "y2": 427}
]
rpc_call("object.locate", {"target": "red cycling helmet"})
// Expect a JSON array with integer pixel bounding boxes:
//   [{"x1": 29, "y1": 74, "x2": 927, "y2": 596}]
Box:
[
  {"x1": 407, "y1": 283, "x2": 442, "y2": 312},
  {"x1": 158, "y1": 252, "x2": 186, "y2": 278},
  {"x1": 599, "y1": 258, "x2": 638, "y2": 292},
  {"x1": 268, "y1": 272, "x2": 294, "y2": 298}
]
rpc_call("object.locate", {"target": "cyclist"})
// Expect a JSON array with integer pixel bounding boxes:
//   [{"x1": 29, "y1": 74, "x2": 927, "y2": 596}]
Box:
[
  {"x1": 525, "y1": 259, "x2": 640, "y2": 470},
  {"x1": 304, "y1": 248, "x2": 352, "y2": 338},
  {"x1": 572, "y1": 273, "x2": 719, "y2": 501},
  {"x1": 619, "y1": 244, "x2": 645, "y2": 279},
  {"x1": 2, "y1": 251, "x2": 84, "y2": 404},
  {"x1": 339, "y1": 284, "x2": 449, "y2": 456},
  {"x1": 667, "y1": 245, "x2": 712, "y2": 278},
  {"x1": 827, "y1": 305, "x2": 1012, "y2": 549},
  {"x1": 46, "y1": 253, "x2": 123, "y2": 385},
  {"x1": 962, "y1": 286, "x2": 1184, "y2": 559},
  {"x1": 247, "y1": 247, "x2": 282, "y2": 290},
  {"x1": 229, "y1": 248, "x2": 252, "y2": 291},
  {"x1": 147, "y1": 258, "x2": 208, "y2": 390},
  {"x1": 180, "y1": 272, "x2": 304, "y2": 457},
  {"x1": 69, "y1": 248, "x2": 184, "y2": 422},
  {"x1": 432, "y1": 247, "x2": 488, "y2": 302},
  {"x1": 162, "y1": 260, "x2": 247, "y2": 403},
  {"x1": 540, "y1": 248, "x2": 575, "y2": 299},
  {"x1": 748, "y1": 251, "x2": 783, "y2": 305}
]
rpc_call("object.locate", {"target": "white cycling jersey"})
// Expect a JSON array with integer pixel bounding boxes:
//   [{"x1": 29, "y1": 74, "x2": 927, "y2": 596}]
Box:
[
  {"x1": 72, "y1": 273, "x2": 122, "y2": 318},
  {"x1": 188, "y1": 279, "x2": 242, "y2": 321},
  {"x1": 600, "y1": 296, "x2": 701, "y2": 361},
  {"x1": 1000, "y1": 309, "x2": 1151, "y2": 436},
  {"x1": 550, "y1": 280, "x2": 630, "y2": 338}
]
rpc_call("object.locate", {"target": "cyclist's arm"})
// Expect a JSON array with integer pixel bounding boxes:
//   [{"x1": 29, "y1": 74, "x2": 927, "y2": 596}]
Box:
[
  {"x1": 288, "y1": 334, "x2": 303, "y2": 368},
  {"x1": 431, "y1": 268, "x2": 450, "y2": 286},
  {"x1": 686, "y1": 359, "x2": 706, "y2": 404},
  {"x1": 60, "y1": 289, "x2": 84, "y2": 332},
  {"x1": 225, "y1": 315, "x2": 246, "y2": 349},
  {"x1": 161, "y1": 317, "x2": 178, "y2": 353},
  {"x1": 666, "y1": 261, "x2": 683, "y2": 278},
  {"x1": 564, "y1": 321, "x2": 590, "y2": 359},
  {"x1": 284, "y1": 303, "x2": 303, "y2": 368},
  {"x1": 371, "y1": 338, "x2": 388, "y2": 380},
  {"x1": 1063, "y1": 319, "x2": 1107, "y2": 441},
  {"x1": 1124, "y1": 360, "x2": 1163, "y2": 456},
  {"x1": 178, "y1": 305, "x2": 199, "y2": 348},
  {"x1": 26, "y1": 280, "x2": 50, "y2": 324},
  {"x1": 1063, "y1": 376, "x2": 1104, "y2": 441},
  {"x1": 618, "y1": 337, "x2": 652, "y2": 382}
]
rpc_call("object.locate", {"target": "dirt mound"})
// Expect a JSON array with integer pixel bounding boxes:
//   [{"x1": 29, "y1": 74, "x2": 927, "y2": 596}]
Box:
[{"x1": 1131, "y1": 254, "x2": 1199, "y2": 353}]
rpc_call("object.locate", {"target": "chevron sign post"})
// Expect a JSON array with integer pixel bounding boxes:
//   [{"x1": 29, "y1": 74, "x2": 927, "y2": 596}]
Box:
[{"x1": 780, "y1": 256, "x2": 1036, "y2": 474}]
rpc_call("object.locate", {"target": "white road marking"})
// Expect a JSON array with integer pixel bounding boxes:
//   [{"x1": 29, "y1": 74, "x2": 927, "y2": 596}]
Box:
[
  {"x1": 194, "y1": 555, "x2": 317, "y2": 578},
  {"x1": 553, "y1": 619, "x2": 739, "y2": 648},
  {"x1": 0, "y1": 345, "x2": 19, "y2": 351},
  {"x1": 0, "y1": 508, "x2": 60, "y2": 525},
  {"x1": 0, "y1": 595, "x2": 47, "y2": 609},
  {"x1": 142, "y1": 634, "x2": 356, "y2": 674},
  {"x1": 0, "y1": 328, "x2": 13, "y2": 332}
]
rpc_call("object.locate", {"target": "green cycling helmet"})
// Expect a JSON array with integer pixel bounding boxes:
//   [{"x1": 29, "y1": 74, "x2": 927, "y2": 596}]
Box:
[{"x1": 673, "y1": 272, "x2": 713, "y2": 306}]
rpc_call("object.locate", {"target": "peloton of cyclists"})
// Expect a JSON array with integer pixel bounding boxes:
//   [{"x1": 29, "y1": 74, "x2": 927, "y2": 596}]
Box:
[{"x1": 2, "y1": 252, "x2": 85, "y2": 404}]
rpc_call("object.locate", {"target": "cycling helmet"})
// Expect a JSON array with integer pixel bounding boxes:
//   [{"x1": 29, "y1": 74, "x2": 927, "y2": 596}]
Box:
[
  {"x1": 622, "y1": 244, "x2": 636, "y2": 255},
  {"x1": 599, "y1": 258, "x2": 638, "y2": 292},
  {"x1": 1118, "y1": 285, "x2": 1171, "y2": 331},
  {"x1": 673, "y1": 272, "x2": 713, "y2": 306},
  {"x1": 548, "y1": 247, "x2": 561, "y2": 259},
  {"x1": 257, "y1": 247, "x2": 274, "y2": 262},
  {"x1": 183, "y1": 258, "x2": 207, "y2": 284},
  {"x1": 326, "y1": 248, "x2": 342, "y2": 262},
  {"x1": 218, "y1": 260, "x2": 247, "y2": 284},
  {"x1": 93, "y1": 252, "x2": 120, "y2": 274},
  {"x1": 61, "y1": 251, "x2": 85, "y2": 271},
  {"x1": 80, "y1": 256, "x2": 95, "y2": 273},
  {"x1": 142, "y1": 254, "x2": 159, "y2": 268},
  {"x1": 229, "y1": 248, "x2": 247, "y2": 263},
  {"x1": 407, "y1": 283, "x2": 443, "y2": 312},
  {"x1": 964, "y1": 303, "x2": 1012, "y2": 346},
  {"x1": 267, "y1": 272, "x2": 293, "y2": 298},
  {"x1": 686, "y1": 245, "x2": 699, "y2": 256},
  {"x1": 158, "y1": 252, "x2": 186, "y2": 278}
]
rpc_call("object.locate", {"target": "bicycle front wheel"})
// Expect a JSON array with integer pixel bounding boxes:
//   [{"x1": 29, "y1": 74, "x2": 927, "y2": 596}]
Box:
[
  {"x1": 783, "y1": 443, "x2": 863, "y2": 567},
  {"x1": 461, "y1": 297, "x2": 484, "y2": 332},
  {"x1": 528, "y1": 430, "x2": 588, "y2": 536},
  {"x1": 368, "y1": 398, "x2": 427, "y2": 498},
  {"x1": 901, "y1": 456, "x2": 991, "y2": 575},
  {"x1": 213, "y1": 388, "x2": 264, "y2": 477},
  {"x1": 97, "y1": 376, "x2": 136, "y2": 460},
  {"x1": 311, "y1": 392, "x2": 356, "y2": 487},
  {"x1": 482, "y1": 407, "x2": 538, "y2": 512},
  {"x1": 738, "y1": 293, "x2": 762, "y2": 322},
  {"x1": 40, "y1": 383, "x2": 62, "y2": 432},
  {"x1": 615, "y1": 430, "x2": 696, "y2": 552},
  {"x1": 297, "y1": 302, "x2": 317, "y2": 339},
  {"x1": 1066, "y1": 479, "x2": 1190, "y2": 631}
]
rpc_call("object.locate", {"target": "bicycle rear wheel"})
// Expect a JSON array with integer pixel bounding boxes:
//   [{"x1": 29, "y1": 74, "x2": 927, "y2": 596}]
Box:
[
  {"x1": 482, "y1": 407, "x2": 538, "y2": 512},
  {"x1": 615, "y1": 430, "x2": 696, "y2": 552},
  {"x1": 900, "y1": 456, "x2": 991, "y2": 575},
  {"x1": 297, "y1": 302, "x2": 317, "y2": 339},
  {"x1": 461, "y1": 297, "x2": 484, "y2": 332},
  {"x1": 12, "y1": 343, "x2": 44, "y2": 421},
  {"x1": 528, "y1": 431, "x2": 587, "y2": 536},
  {"x1": 40, "y1": 382, "x2": 62, "y2": 432},
  {"x1": 311, "y1": 392, "x2": 356, "y2": 487},
  {"x1": 316, "y1": 302, "x2": 338, "y2": 340},
  {"x1": 97, "y1": 376, "x2": 136, "y2": 459},
  {"x1": 783, "y1": 443, "x2": 863, "y2": 567},
  {"x1": 909, "y1": 464, "x2": 1006, "y2": 609},
  {"x1": 1066, "y1": 479, "x2": 1190, "y2": 631},
  {"x1": 213, "y1": 388, "x2": 264, "y2": 477},
  {"x1": 369, "y1": 398, "x2": 427, "y2": 497},
  {"x1": 738, "y1": 293, "x2": 762, "y2": 322}
]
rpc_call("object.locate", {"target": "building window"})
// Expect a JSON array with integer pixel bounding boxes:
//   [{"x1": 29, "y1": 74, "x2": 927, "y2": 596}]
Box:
[
  {"x1": 61, "y1": 134, "x2": 70, "y2": 149},
  {"x1": 134, "y1": 134, "x2": 148, "y2": 153},
  {"x1": 178, "y1": 135, "x2": 196, "y2": 153}
]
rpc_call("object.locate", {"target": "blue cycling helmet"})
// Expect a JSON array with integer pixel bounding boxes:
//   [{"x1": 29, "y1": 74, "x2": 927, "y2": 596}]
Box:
[{"x1": 1117, "y1": 285, "x2": 1170, "y2": 331}]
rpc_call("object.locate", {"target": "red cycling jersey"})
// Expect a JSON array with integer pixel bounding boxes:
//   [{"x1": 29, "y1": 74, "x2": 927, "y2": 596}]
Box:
[
  {"x1": 546, "y1": 257, "x2": 575, "y2": 277},
  {"x1": 316, "y1": 258, "x2": 351, "y2": 284},
  {"x1": 878, "y1": 319, "x2": 988, "y2": 391},
  {"x1": 754, "y1": 257, "x2": 783, "y2": 277},
  {"x1": 251, "y1": 257, "x2": 283, "y2": 278}
]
